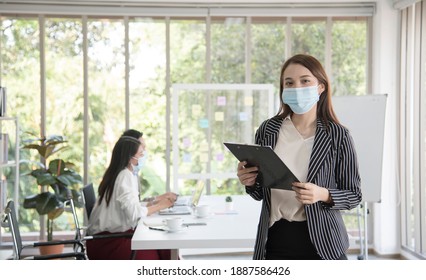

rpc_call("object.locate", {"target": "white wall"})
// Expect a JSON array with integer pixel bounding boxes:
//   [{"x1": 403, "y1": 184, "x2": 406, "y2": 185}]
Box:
[{"x1": 371, "y1": 0, "x2": 401, "y2": 255}]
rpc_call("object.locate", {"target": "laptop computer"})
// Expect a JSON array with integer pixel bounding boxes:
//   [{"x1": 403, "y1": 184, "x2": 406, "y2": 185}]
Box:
[
  {"x1": 159, "y1": 181, "x2": 205, "y2": 215},
  {"x1": 174, "y1": 194, "x2": 190, "y2": 206}
]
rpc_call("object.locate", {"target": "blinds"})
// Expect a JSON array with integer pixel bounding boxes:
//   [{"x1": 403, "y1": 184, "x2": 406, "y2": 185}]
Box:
[
  {"x1": 393, "y1": 0, "x2": 422, "y2": 9},
  {"x1": 0, "y1": 1, "x2": 376, "y2": 17}
]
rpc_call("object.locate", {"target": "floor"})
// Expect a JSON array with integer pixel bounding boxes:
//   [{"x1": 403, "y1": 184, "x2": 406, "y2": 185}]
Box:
[
  {"x1": 0, "y1": 248, "x2": 12, "y2": 260},
  {"x1": 181, "y1": 251, "x2": 397, "y2": 260},
  {"x1": 0, "y1": 246, "x2": 400, "y2": 260}
]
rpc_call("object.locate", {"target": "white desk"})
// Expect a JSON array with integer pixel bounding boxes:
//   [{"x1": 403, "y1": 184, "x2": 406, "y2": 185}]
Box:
[{"x1": 131, "y1": 195, "x2": 261, "y2": 259}]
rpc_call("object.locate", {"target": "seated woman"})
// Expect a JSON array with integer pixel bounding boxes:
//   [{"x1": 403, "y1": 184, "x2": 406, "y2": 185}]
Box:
[{"x1": 86, "y1": 135, "x2": 175, "y2": 260}]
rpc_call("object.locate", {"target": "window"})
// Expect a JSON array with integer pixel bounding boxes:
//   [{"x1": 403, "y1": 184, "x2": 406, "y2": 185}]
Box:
[
  {"x1": 129, "y1": 18, "x2": 167, "y2": 196},
  {"x1": 0, "y1": 7, "x2": 370, "y2": 243}
]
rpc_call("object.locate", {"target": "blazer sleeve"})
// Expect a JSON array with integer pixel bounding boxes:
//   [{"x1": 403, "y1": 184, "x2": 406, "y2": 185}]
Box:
[{"x1": 326, "y1": 130, "x2": 362, "y2": 210}]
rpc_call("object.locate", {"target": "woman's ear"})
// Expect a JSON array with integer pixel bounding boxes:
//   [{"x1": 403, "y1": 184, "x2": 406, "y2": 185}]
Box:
[{"x1": 318, "y1": 84, "x2": 325, "y2": 95}]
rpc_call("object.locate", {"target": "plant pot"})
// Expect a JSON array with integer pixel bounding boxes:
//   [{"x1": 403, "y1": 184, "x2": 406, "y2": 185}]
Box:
[
  {"x1": 225, "y1": 201, "x2": 234, "y2": 211},
  {"x1": 39, "y1": 243, "x2": 65, "y2": 257}
]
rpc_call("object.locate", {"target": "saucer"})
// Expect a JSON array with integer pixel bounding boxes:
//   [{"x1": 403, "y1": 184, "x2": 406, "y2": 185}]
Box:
[
  {"x1": 195, "y1": 213, "x2": 213, "y2": 219},
  {"x1": 164, "y1": 226, "x2": 186, "y2": 233}
]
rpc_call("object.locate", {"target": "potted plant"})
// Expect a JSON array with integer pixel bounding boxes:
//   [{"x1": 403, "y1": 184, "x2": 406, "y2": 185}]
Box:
[
  {"x1": 225, "y1": 196, "x2": 234, "y2": 211},
  {"x1": 22, "y1": 134, "x2": 83, "y2": 248}
]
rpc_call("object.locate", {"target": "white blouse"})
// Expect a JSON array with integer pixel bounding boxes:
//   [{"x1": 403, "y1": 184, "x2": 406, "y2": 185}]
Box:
[
  {"x1": 87, "y1": 168, "x2": 148, "y2": 234},
  {"x1": 269, "y1": 117, "x2": 315, "y2": 226}
]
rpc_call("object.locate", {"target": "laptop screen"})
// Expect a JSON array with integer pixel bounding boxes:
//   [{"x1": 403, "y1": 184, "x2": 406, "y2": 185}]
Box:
[{"x1": 190, "y1": 180, "x2": 205, "y2": 207}]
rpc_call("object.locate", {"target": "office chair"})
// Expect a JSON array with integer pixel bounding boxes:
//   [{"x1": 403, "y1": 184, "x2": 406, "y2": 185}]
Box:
[
  {"x1": 1, "y1": 200, "x2": 87, "y2": 260},
  {"x1": 82, "y1": 183, "x2": 96, "y2": 220},
  {"x1": 79, "y1": 183, "x2": 135, "y2": 259},
  {"x1": 68, "y1": 185, "x2": 133, "y2": 241},
  {"x1": 64, "y1": 198, "x2": 87, "y2": 253}
]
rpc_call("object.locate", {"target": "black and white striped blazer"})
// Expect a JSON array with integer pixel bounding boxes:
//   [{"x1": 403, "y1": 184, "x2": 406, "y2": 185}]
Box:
[{"x1": 246, "y1": 117, "x2": 362, "y2": 260}]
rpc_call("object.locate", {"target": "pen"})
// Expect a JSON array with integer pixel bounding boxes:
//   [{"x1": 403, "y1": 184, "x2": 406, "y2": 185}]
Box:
[
  {"x1": 149, "y1": 227, "x2": 166, "y2": 231},
  {"x1": 183, "y1": 223, "x2": 207, "y2": 226}
]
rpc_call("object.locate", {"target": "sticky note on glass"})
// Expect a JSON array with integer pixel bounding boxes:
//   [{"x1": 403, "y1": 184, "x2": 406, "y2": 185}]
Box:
[
  {"x1": 217, "y1": 96, "x2": 226, "y2": 106},
  {"x1": 200, "y1": 143, "x2": 209, "y2": 151},
  {"x1": 192, "y1": 104, "x2": 202, "y2": 115},
  {"x1": 215, "y1": 111, "x2": 224, "y2": 121},
  {"x1": 182, "y1": 153, "x2": 192, "y2": 163},
  {"x1": 200, "y1": 153, "x2": 209, "y2": 163},
  {"x1": 216, "y1": 153, "x2": 224, "y2": 161},
  {"x1": 239, "y1": 112, "x2": 248, "y2": 121},
  {"x1": 183, "y1": 137, "x2": 191, "y2": 148},
  {"x1": 199, "y1": 118, "x2": 209, "y2": 128},
  {"x1": 244, "y1": 96, "x2": 254, "y2": 106}
]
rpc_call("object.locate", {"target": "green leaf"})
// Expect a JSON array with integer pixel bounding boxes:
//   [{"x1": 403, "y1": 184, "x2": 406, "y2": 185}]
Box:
[
  {"x1": 21, "y1": 135, "x2": 69, "y2": 159},
  {"x1": 24, "y1": 192, "x2": 62, "y2": 216},
  {"x1": 30, "y1": 168, "x2": 47, "y2": 177},
  {"x1": 57, "y1": 171, "x2": 82, "y2": 186},
  {"x1": 53, "y1": 183, "x2": 73, "y2": 201},
  {"x1": 36, "y1": 192, "x2": 61, "y2": 215},
  {"x1": 33, "y1": 172, "x2": 57, "y2": 186},
  {"x1": 23, "y1": 194, "x2": 38, "y2": 209},
  {"x1": 44, "y1": 135, "x2": 67, "y2": 144},
  {"x1": 48, "y1": 159, "x2": 66, "y2": 176}
]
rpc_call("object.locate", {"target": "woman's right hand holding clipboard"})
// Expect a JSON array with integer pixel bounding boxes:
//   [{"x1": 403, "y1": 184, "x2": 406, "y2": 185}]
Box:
[{"x1": 237, "y1": 161, "x2": 258, "y2": 187}]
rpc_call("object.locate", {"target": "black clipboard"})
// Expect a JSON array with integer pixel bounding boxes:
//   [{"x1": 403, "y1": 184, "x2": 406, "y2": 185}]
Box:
[{"x1": 224, "y1": 142, "x2": 299, "y2": 190}]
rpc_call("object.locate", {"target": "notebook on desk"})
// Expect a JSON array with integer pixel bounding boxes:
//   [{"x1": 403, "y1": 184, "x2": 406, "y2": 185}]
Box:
[{"x1": 159, "y1": 181, "x2": 205, "y2": 215}]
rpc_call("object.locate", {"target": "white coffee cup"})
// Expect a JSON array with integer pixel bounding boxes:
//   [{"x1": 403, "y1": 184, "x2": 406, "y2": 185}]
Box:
[
  {"x1": 195, "y1": 204, "x2": 210, "y2": 217},
  {"x1": 163, "y1": 217, "x2": 183, "y2": 231}
]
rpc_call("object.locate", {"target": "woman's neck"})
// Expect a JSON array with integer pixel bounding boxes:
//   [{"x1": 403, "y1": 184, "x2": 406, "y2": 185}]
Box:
[{"x1": 291, "y1": 108, "x2": 317, "y2": 138}]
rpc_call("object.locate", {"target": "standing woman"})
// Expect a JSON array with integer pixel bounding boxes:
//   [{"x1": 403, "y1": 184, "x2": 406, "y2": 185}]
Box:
[
  {"x1": 237, "y1": 54, "x2": 362, "y2": 260},
  {"x1": 86, "y1": 136, "x2": 174, "y2": 260}
]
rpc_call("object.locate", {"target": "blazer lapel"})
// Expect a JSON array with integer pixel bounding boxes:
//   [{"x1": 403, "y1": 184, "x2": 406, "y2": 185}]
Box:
[
  {"x1": 307, "y1": 120, "x2": 332, "y2": 182},
  {"x1": 259, "y1": 118, "x2": 282, "y2": 148}
]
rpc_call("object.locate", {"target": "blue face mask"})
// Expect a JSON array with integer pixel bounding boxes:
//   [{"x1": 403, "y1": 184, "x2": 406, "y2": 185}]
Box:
[
  {"x1": 132, "y1": 152, "x2": 147, "y2": 175},
  {"x1": 282, "y1": 85, "x2": 320, "y2": 114}
]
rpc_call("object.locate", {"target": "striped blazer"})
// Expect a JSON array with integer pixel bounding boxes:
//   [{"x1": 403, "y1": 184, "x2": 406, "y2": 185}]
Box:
[{"x1": 246, "y1": 117, "x2": 362, "y2": 260}]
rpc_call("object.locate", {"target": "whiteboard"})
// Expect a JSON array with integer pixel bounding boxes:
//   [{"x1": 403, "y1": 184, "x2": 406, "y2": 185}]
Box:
[{"x1": 332, "y1": 94, "x2": 387, "y2": 203}]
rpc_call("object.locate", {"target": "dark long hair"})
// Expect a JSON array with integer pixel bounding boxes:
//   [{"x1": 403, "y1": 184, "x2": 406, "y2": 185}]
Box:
[
  {"x1": 276, "y1": 54, "x2": 339, "y2": 125},
  {"x1": 98, "y1": 136, "x2": 141, "y2": 206},
  {"x1": 121, "y1": 129, "x2": 143, "y2": 139}
]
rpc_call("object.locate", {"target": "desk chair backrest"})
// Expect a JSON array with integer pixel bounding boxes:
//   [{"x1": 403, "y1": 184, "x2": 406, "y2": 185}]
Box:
[
  {"x1": 3, "y1": 200, "x2": 24, "y2": 259},
  {"x1": 64, "y1": 198, "x2": 84, "y2": 243},
  {"x1": 82, "y1": 183, "x2": 96, "y2": 220}
]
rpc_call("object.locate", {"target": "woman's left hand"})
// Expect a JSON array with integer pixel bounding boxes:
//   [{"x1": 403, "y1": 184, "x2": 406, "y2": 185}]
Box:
[
  {"x1": 292, "y1": 182, "x2": 331, "y2": 204},
  {"x1": 157, "y1": 192, "x2": 178, "y2": 203}
]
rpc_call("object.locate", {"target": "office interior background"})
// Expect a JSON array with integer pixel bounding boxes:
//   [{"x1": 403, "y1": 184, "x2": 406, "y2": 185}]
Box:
[{"x1": 0, "y1": 0, "x2": 425, "y2": 260}]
